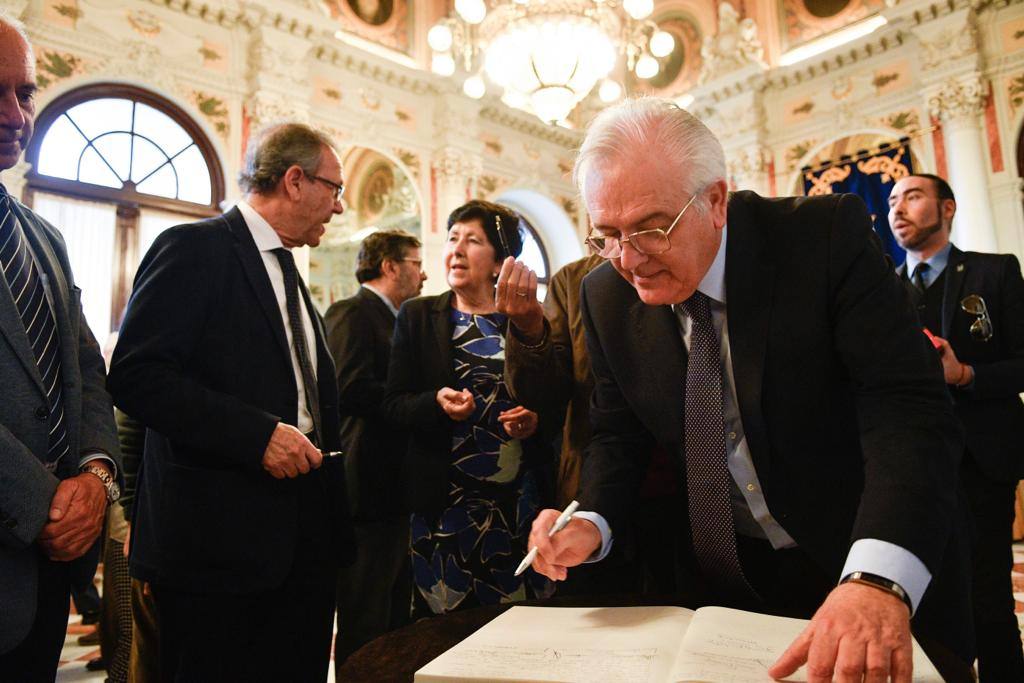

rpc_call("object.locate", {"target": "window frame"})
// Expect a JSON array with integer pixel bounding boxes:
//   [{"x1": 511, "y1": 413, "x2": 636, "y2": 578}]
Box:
[{"x1": 22, "y1": 84, "x2": 225, "y2": 333}]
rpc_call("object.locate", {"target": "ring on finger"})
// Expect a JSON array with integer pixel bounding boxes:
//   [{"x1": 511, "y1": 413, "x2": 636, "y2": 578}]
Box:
[{"x1": 516, "y1": 290, "x2": 528, "y2": 296}]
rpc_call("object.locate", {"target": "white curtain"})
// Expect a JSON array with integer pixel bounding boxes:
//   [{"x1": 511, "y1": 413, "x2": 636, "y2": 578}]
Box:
[
  {"x1": 138, "y1": 208, "x2": 189, "y2": 265},
  {"x1": 32, "y1": 192, "x2": 116, "y2": 340}
]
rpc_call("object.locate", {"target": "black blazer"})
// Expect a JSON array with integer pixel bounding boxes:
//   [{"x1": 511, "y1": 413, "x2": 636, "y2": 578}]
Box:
[
  {"x1": 897, "y1": 246, "x2": 1024, "y2": 482},
  {"x1": 579, "y1": 191, "x2": 971, "y2": 660},
  {"x1": 108, "y1": 207, "x2": 353, "y2": 594},
  {"x1": 324, "y1": 286, "x2": 407, "y2": 520},
  {"x1": 384, "y1": 291, "x2": 551, "y2": 516}
]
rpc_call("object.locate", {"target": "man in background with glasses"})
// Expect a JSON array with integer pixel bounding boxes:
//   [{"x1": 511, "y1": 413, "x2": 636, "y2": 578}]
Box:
[
  {"x1": 524, "y1": 98, "x2": 973, "y2": 682},
  {"x1": 324, "y1": 229, "x2": 425, "y2": 672},
  {"x1": 889, "y1": 172, "x2": 1024, "y2": 680}
]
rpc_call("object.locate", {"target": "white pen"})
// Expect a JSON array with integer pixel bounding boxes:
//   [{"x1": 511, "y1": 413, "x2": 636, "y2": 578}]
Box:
[{"x1": 514, "y1": 500, "x2": 580, "y2": 577}]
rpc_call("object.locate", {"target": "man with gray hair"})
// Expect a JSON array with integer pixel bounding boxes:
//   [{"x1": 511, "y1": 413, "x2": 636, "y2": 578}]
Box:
[
  {"x1": 522, "y1": 98, "x2": 973, "y2": 681},
  {"x1": 0, "y1": 13, "x2": 121, "y2": 679},
  {"x1": 109, "y1": 122, "x2": 353, "y2": 681}
]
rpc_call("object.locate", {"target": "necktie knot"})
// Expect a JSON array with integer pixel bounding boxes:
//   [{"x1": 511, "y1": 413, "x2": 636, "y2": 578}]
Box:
[
  {"x1": 911, "y1": 262, "x2": 930, "y2": 293},
  {"x1": 681, "y1": 290, "x2": 712, "y2": 326}
]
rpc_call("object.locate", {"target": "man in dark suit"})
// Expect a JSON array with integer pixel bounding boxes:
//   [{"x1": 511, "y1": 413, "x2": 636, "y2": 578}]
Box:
[
  {"x1": 523, "y1": 99, "x2": 972, "y2": 682},
  {"x1": 324, "y1": 228, "x2": 425, "y2": 668},
  {"x1": 0, "y1": 14, "x2": 121, "y2": 680},
  {"x1": 890, "y1": 173, "x2": 1024, "y2": 680},
  {"x1": 108, "y1": 122, "x2": 354, "y2": 682}
]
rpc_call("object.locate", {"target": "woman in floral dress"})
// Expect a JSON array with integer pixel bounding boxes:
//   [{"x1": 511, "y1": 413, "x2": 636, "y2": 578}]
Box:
[{"x1": 385, "y1": 200, "x2": 555, "y2": 618}]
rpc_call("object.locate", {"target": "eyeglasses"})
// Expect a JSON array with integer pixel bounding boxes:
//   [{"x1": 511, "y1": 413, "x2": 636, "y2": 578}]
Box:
[
  {"x1": 305, "y1": 173, "x2": 345, "y2": 201},
  {"x1": 961, "y1": 294, "x2": 993, "y2": 342},
  {"x1": 585, "y1": 193, "x2": 698, "y2": 259},
  {"x1": 399, "y1": 258, "x2": 423, "y2": 269}
]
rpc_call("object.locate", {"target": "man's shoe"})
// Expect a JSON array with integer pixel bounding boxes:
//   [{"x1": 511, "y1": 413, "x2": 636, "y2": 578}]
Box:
[
  {"x1": 85, "y1": 657, "x2": 106, "y2": 672},
  {"x1": 80, "y1": 611, "x2": 100, "y2": 626},
  {"x1": 77, "y1": 629, "x2": 100, "y2": 646}
]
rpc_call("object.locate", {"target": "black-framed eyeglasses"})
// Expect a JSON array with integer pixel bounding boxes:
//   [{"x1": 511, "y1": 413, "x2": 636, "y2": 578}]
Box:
[
  {"x1": 305, "y1": 173, "x2": 345, "y2": 201},
  {"x1": 585, "y1": 193, "x2": 698, "y2": 259},
  {"x1": 961, "y1": 294, "x2": 993, "y2": 342}
]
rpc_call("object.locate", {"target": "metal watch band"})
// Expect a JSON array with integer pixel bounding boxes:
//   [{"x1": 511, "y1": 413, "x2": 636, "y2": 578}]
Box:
[
  {"x1": 841, "y1": 571, "x2": 912, "y2": 611},
  {"x1": 82, "y1": 464, "x2": 120, "y2": 504}
]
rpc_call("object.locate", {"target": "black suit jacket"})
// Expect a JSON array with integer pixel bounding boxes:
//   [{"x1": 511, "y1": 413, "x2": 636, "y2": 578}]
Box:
[
  {"x1": 579, "y1": 191, "x2": 971, "y2": 659},
  {"x1": 898, "y1": 246, "x2": 1024, "y2": 482},
  {"x1": 108, "y1": 207, "x2": 353, "y2": 594},
  {"x1": 384, "y1": 291, "x2": 551, "y2": 516},
  {"x1": 324, "y1": 286, "x2": 407, "y2": 520}
]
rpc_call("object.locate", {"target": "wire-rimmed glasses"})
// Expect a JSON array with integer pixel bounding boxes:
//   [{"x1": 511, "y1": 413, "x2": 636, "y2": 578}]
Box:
[{"x1": 585, "y1": 193, "x2": 698, "y2": 259}]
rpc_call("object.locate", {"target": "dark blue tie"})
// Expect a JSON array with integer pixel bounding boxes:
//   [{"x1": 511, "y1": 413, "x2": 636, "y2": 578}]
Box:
[
  {"x1": 0, "y1": 189, "x2": 70, "y2": 470},
  {"x1": 681, "y1": 291, "x2": 758, "y2": 601},
  {"x1": 273, "y1": 248, "x2": 322, "y2": 446}
]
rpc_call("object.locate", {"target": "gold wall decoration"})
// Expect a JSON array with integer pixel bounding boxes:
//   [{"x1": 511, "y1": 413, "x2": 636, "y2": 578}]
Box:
[
  {"x1": 35, "y1": 50, "x2": 87, "y2": 90},
  {"x1": 191, "y1": 92, "x2": 229, "y2": 138}
]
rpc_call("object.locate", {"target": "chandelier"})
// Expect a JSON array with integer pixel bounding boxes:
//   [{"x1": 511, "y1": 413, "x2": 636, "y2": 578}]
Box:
[{"x1": 427, "y1": 0, "x2": 675, "y2": 125}]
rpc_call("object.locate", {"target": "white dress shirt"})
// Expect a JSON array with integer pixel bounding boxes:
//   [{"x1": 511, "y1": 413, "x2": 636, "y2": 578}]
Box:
[
  {"x1": 361, "y1": 283, "x2": 400, "y2": 317},
  {"x1": 576, "y1": 225, "x2": 932, "y2": 612},
  {"x1": 236, "y1": 200, "x2": 318, "y2": 435}
]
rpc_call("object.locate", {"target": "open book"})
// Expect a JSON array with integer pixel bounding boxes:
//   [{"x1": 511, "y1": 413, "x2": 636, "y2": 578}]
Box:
[{"x1": 414, "y1": 605, "x2": 942, "y2": 683}]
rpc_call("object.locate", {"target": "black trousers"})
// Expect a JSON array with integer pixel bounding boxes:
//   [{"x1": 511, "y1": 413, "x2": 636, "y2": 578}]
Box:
[
  {"x1": 334, "y1": 516, "x2": 409, "y2": 670},
  {"x1": 0, "y1": 552, "x2": 71, "y2": 682},
  {"x1": 962, "y1": 456, "x2": 1024, "y2": 681},
  {"x1": 152, "y1": 474, "x2": 338, "y2": 683}
]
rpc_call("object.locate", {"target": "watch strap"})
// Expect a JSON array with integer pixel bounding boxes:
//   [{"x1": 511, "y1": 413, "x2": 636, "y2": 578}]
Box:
[{"x1": 841, "y1": 571, "x2": 913, "y2": 611}]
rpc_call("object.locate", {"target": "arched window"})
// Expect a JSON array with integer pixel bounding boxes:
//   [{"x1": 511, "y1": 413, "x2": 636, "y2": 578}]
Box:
[
  {"x1": 517, "y1": 218, "x2": 551, "y2": 301},
  {"x1": 25, "y1": 84, "x2": 224, "y2": 339}
]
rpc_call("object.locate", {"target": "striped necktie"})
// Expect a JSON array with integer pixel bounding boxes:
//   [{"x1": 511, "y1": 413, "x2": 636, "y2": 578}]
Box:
[{"x1": 0, "y1": 190, "x2": 70, "y2": 470}]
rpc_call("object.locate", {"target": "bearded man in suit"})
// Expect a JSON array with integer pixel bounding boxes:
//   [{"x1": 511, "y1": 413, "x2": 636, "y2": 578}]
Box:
[
  {"x1": 0, "y1": 13, "x2": 121, "y2": 680},
  {"x1": 890, "y1": 173, "x2": 1024, "y2": 681},
  {"x1": 522, "y1": 98, "x2": 973, "y2": 683},
  {"x1": 324, "y1": 228, "x2": 425, "y2": 668},
  {"x1": 109, "y1": 122, "x2": 354, "y2": 682}
]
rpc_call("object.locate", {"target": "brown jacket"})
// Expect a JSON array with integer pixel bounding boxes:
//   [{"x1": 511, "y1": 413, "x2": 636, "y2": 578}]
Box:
[{"x1": 505, "y1": 254, "x2": 604, "y2": 506}]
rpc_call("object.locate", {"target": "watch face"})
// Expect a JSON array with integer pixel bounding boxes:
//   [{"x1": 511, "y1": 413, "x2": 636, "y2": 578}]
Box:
[{"x1": 108, "y1": 482, "x2": 122, "y2": 503}]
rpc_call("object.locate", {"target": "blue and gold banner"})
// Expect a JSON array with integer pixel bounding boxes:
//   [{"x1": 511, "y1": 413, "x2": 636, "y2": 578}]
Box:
[{"x1": 803, "y1": 144, "x2": 913, "y2": 263}]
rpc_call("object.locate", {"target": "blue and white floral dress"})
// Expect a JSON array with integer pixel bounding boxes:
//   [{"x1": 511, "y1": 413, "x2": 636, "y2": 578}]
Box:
[{"x1": 410, "y1": 309, "x2": 555, "y2": 617}]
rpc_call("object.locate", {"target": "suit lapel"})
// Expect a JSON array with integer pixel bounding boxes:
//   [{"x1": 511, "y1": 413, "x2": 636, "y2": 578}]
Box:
[
  {"x1": 631, "y1": 299, "x2": 685, "y2": 446},
  {"x1": 941, "y1": 246, "x2": 967, "y2": 339},
  {"x1": 724, "y1": 198, "x2": 775, "y2": 478},
  {"x1": 432, "y1": 291, "x2": 456, "y2": 384},
  {"x1": 226, "y1": 208, "x2": 291, "y2": 365}
]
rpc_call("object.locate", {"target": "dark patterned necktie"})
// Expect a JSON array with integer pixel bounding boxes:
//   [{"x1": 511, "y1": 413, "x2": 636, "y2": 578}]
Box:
[
  {"x1": 680, "y1": 291, "x2": 758, "y2": 601},
  {"x1": 0, "y1": 189, "x2": 70, "y2": 469},
  {"x1": 273, "y1": 248, "x2": 322, "y2": 446},
  {"x1": 911, "y1": 262, "x2": 930, "y2": 294}
]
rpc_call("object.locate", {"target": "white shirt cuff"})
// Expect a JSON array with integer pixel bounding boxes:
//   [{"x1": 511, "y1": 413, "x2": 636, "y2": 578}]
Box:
[
  {"x1": 841, "y1": 538, "x2": 932, "y2": 614},
  {"x1": 573, "y1": 511, "x2": 613, "y2": 563},
  {"x1": 79, "y1": 452, "x2": 117, "y2": 478}
]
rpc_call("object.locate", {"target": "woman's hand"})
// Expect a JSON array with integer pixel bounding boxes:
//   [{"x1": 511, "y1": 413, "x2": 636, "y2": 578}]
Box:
[
  {"x1": 499, "y1": 405, "x2": 538, "y2": 439},
  {"x1": 495, "y1": 257, "x2": 544, "y2": 344},
  {"x1": 437, "y1": 387, "x2": 476, "y2": 421}
]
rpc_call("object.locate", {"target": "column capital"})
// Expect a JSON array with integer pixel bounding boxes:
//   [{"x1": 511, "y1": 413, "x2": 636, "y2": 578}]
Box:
[
  {"x1": 431, "y1": 146, "x2": 481, "y2": 187},
  {"x1": 926, "y1": 74, "x2": 987, "y2": 125}
]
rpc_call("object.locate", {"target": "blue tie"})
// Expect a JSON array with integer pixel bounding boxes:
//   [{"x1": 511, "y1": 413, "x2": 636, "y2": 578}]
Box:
[
  {"x1": 681, "y1": 291, "x2": 759, "y2": 601},
  {"x1": 0, "y1": 189, "x2": 70, "y2": 470}
]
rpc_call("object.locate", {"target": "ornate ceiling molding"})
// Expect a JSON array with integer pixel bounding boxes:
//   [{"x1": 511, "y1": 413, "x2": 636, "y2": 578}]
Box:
[{"x1": 478, "y1": 107, "x2": 582, "y2": 149}]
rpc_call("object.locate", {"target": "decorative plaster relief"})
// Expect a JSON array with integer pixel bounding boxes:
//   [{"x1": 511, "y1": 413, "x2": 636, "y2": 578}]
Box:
[
  {"x1": 126, "y1": 8, "x2": 162, "y2": 38},
  {"x1": 392, "y1": 148, "x2": 420, "y2": 180},
  {"x1": 432, "y1": 147, "x2": 479, "y2": 186},
  {"x1": 785, "y1": 139, "x2": 818, "y2": 172},
  {"x1": 1008, "y1": 73, "x2": 1024, "y2": 115},
  {"x1": 727, "y1": 147, "x2": 770, "y2": 181},
  {"x1": 784, "y1": 98, "x2": 815, "y2": 124},
  {"x1": 479, "y1": 135, "x2": 503, "y2": 157},
  {"x1": 394, "y1": 106, "x2": 415, "y2": 131},
  {"x1": 928, "y1": 76, "x2": 988, "y2": 123},
  {"x1": 999, "y1": 16, "x2": 1024, "y2": 54},
  {"x1": 699, "y1": 2, "x2": 766, "y2": 85},
  {"x1": 872, "y1": 60, "x2": 910, "y2": 96},
  {"x1": 878, "y1": 109, "x2": 921, "y2": 134},
  {"x1": 44, "y1": 0, "x2": 81, "y2": 28},
  {"x1": 917, "y1": 22, "x2": 978, "y2": 72},
  {"x1": 199, "y1": 41, "x2": 228, "y2": 73},
  {"x1": 559, "y1": 196, "x2": 579, "y2": 225},
  {"x1": 34, "y1": 49, "x2": 89, "y2": 91},
  {"x1": 101, "y1": 40, "x2": 175, "y2": 93},
  {"x1": 557, "y1": 158, "x2": 573, "y2": 177},
  {"x1": 191, "y1": 91, "x2": 230, "y2": 138}
]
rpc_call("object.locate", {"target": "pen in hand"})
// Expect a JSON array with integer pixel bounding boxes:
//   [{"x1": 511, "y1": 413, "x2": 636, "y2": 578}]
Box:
[{"x1": 514, "y1": 500, "x2": 580, "y2": 577}]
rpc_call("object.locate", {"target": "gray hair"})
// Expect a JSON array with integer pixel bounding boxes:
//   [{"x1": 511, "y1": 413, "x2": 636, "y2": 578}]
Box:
[
  {"x1": 574, "y1": 98, "x2": 725, "y2": 210},
  {"x1": 0, "y1": 8, "x2": 33, "y2": 57},
  {"x1": 238, "y1": 122, "x2": 336, "y2": 195}
]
